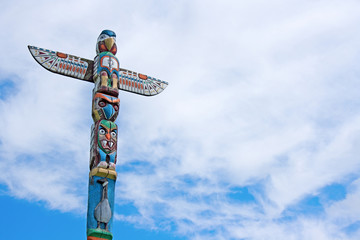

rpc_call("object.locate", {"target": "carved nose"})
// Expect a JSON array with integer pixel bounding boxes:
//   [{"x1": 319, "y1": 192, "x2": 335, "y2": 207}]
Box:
[
  {"x1": 105, "y1": 132, "x2": 110, "y2": 140},
  {"x1": 105, "y1": 38, "x2": 114, "y2": 51}
]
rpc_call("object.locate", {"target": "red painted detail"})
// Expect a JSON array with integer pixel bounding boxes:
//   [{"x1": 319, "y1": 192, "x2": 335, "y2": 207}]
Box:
[
  {"x1": 113, "y1": 104, "x2": 119, "y2": 111},
  {"x1": 98, "y1": 100, "x2": 106, "y2": 107},
  {"x1": 56, "y1": 52, "x2": 68, "y2": 58},
  {"x1": 138, "y1": 73, "x2": 148, "y2": 80},
  {"x1": 39, "y1": 51, "x2": 45, "y2": 55},
  {"x1": 99, "y1": 43, "x2": 107, "y2": 53},
  {"x1": 87, "y1": 237, "x2": 108, "y2": 240},
  {"x1": 110, "y1": 44, "x2": 117, "y2": 55}
]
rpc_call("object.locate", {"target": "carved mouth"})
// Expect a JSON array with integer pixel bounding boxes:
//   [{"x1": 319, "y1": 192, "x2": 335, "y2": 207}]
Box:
[{"x1": 101, "y1": 140, "x2": 114, "y2": 150}]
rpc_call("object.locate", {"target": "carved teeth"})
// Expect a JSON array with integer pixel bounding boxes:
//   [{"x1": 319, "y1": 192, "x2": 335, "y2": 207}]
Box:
[{"x1": 101, "y1": 140, "x2": 114, "y2": 149}]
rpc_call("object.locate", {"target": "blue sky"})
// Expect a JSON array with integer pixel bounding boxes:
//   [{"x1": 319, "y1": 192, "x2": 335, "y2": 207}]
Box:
[{"x1": 1, "y1": 0, "x2": 360, "y2": 239}]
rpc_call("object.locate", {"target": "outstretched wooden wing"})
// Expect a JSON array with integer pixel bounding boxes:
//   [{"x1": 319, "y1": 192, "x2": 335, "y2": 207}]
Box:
[
  {"x1": 28, "y1": 45, "x2": 168, "y2": 96},
  {"x1": 119, "y1": 68, "x2": 168, "y2": 96},
  {"x1": 28, "y1": 45, "x2": 94, "y2": 82}
]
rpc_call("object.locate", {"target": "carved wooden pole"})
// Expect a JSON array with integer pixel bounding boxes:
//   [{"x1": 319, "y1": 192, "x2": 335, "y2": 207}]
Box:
[{"x1": 28, "y1": 29, "x2": 168, "y2": 240}]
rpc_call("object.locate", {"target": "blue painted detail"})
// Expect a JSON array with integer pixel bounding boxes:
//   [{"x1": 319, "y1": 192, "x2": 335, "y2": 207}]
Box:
[
  {"x1": 87, "y1": 176, "x2": 115, "y2": 232},
  {"x1": 98, "y1": 148, "x2": 116, "y2": 164},
  {"x1": 97, "y1": 52, "x2": 120, "y2": 79},
  {"x1": 101, "y1": 30, "x2": 116, "y2": 37},
  {"x1": 103, "y1": 104, "x2": 115, "y2": 119}
]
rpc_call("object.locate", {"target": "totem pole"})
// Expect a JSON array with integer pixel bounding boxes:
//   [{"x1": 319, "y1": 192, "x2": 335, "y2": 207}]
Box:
[{"x1": 28, "y1": 30, "x2": 168, "y2": 240}]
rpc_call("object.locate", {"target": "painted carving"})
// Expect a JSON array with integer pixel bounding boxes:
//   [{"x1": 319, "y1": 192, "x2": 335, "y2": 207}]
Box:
[
  {"x1": 94, "y1": 178, "x2": 112, "y2": 230},
  {"x1": 90, "y1": 120, "x2": 118, "y2": 170},
  {"x1": 87, "y1": 176, "x2": 115, "y2": 240},
  {"x1": 93, "y1": 30, "x2": 119, "y2": 97},
  {"x1": 92, "y1": 92, "x2": 120, "y2": 122},
  {"x1": 96, "y1": 30, "x2": 117, "y2": 55},
  {"x1": 28, "y1": 29, "x2": 168, "y2": 240}
]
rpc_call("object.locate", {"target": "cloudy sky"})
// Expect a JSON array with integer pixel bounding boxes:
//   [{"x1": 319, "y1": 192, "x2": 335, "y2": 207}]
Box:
[{"x1": 1, "y1": 0, "x2": 360, "y2": 239}]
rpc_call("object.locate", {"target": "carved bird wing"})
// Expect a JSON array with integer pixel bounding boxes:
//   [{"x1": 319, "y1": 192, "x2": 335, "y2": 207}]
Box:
[
  {"x1": 28, "y1": 45, "x2": 169, "y2": 96},
  {"x1": 28, "y1": 45, "x2": 94, "y2": 82},
  {"x1": 119, "y1": 68, "x2": 168, "y2": 96}
]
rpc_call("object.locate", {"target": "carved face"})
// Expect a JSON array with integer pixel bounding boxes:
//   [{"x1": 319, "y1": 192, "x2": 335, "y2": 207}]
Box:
[
  {"x1": 97, "y1": 120, "x2": 117, "y2": 154},
  {"x1": 92, "y1": 92, "x2": 120, "y2": 121},
  {"x1": 96, "y1": 30, "x2": 117, "y2": 55}
]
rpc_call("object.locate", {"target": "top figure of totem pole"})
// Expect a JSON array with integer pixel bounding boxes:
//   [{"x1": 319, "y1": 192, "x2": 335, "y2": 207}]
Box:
[{"x1": 28, "y1": 30, "x2": 168, "y2": 240}]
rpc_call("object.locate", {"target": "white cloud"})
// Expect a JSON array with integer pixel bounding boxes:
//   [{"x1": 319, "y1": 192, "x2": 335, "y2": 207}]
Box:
[{"x1": 1, "y1": 0, "x2": 360, "y2": 239}]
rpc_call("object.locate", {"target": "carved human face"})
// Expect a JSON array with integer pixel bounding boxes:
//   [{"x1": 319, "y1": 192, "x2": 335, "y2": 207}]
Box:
[
  {"x1": 97, "y1": 120, "x2": 117, "y2": 154},
  {"x1": 92, "y1": 92, "x2": 120, "y2": 122}
]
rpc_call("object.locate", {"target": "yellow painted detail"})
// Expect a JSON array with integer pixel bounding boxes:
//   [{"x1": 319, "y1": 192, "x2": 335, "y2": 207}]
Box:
[
  {"x1": 89, "y1": 167, "x2": 117, "y2": 180},
  {"x1": 105, "y1": 38, "x2": 115, "y2": 51}
]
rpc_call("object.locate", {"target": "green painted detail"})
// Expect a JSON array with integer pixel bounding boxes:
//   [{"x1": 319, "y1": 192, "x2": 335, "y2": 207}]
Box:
[
  {"x1": 97, "y1": 120, "x2": 117, "y2": 153},
  {"x1": 100, "y1": 119, "x2": 116, "y2": 130},
  {"x1": 87, "y1": 228, "x2": 113, "y2": 240},
  {"x1": 98, "y1": 138, "x2": 109, "y2": 153},
  {"x1": 100, "y1": 52, "x2": 115, "y2": 58}
]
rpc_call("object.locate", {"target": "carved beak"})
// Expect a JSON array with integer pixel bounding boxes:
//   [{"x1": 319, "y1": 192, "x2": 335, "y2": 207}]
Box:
[{"x1": 105, "y1": 38, "x2": 115, "y2": 51}]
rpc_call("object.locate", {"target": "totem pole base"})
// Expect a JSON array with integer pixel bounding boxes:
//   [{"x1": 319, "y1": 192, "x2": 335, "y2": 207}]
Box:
[{"x1": 87, "y1": 228, "x2": 113, "y2": 240}]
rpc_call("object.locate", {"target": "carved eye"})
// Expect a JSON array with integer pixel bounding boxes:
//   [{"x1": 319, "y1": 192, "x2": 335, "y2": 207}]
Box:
[
  {"x1": 98, "y1": 34, "x2": 107, "y2": 41},
  {"x1": 111, "y1": 130, "x2": 117, "y2": 138},
  {"x1": 98, "y1": 100, "x2": 106, "y2": 107},
  {"x1": 113, "y1": 104, "x2": 119, "y2": 111},
  {"x1": 99, "y1": 128, "x2": 106, "y2": 135}
]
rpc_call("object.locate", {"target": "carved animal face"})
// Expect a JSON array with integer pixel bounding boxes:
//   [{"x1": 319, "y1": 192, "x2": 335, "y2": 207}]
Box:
[
  {"x1": 92, "y1": 92, "x2": 120, "y2": 121},
  {"x1": 97, "y1": 120, "x2": 117, "y2": 154},
  {"x1": 96, "y1": 30, "x2": 117, "y2": 55}
]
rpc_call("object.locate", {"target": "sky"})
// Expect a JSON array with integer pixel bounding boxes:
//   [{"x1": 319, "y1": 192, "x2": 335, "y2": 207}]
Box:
[{"x1": 1, "y1": 0, "x2": 360, "y2": 239}]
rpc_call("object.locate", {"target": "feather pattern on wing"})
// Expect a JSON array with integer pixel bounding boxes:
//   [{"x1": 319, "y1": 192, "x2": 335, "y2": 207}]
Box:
[
  {"x1": 119, "y1": 68, "x2": 168, "y2": 96},
  {"x1": 28, "y1": 45, "x2": 94, "y2": 82}
]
